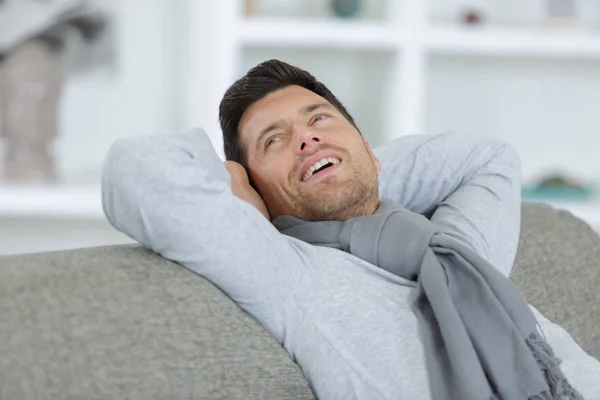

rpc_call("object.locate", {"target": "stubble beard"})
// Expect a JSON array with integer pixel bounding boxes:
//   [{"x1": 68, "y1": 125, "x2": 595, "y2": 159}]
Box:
[{"x1": 295, "y1": 162, "x2": 380, "y2": 222}]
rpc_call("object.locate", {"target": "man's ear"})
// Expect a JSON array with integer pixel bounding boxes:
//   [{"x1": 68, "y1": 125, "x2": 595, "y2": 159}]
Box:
[{"x1": 364, "y1": 140, "x2": 381, "y2": 173}]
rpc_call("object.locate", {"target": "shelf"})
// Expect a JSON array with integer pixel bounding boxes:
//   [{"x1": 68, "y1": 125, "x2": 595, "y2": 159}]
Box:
[
  {"x1": 239, "y1": 17, "x2": 600, "y2": 59},
  {"x1": 0, "y1": 185, "x2": 104, "y2": 220},
  {"x1": 239, "y1": 17, "x2": 399, "y2": 50},
  {"x1": 3, "y1": 185, "x2": 599, "y2": 233},
  {"x1": 427, "y1": 25, "x2": 600, "y2": 59}
]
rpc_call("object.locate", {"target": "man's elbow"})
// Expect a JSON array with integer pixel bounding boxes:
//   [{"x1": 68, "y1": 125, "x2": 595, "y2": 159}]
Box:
[{"x1": 101, "y1": 137, "x2": 150, "y2": 229}]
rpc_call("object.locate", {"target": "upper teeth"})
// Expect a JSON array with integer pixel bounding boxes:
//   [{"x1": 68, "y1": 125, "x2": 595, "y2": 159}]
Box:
[{"x1": 302, "y1": 157, "x2": 340, "y2": 182}]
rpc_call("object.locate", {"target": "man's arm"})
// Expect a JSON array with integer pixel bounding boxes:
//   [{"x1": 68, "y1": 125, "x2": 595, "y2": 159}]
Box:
[
  {"x1": 101, "y1": 128, "x2": 304, "y2": 339},
  {"x1": 374, "y1": 132, "x2": 521, "y2": 277}
]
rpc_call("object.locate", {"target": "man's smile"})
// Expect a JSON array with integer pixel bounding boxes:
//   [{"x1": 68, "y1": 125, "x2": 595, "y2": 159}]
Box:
[
  {"x1": 301, "y1": 162, "x2": 342, "y2": 184},
  {"x1": 299, "y1": 151, "x2": 343, "y2": 182}
]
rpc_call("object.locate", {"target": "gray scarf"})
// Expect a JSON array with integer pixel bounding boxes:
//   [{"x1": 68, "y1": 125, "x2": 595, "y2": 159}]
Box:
[{"x1": 273, "y1": 199, "x2": 583, "y2": 400}]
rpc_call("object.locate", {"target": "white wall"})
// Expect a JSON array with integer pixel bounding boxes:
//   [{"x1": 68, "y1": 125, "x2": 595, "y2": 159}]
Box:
[{"x1": 426, "y1": 55, "x2": 600, "y2": 183}]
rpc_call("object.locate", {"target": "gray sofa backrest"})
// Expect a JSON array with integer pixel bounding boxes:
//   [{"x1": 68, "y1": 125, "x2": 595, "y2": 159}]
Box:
[
  {"x1": 1, "y1": 204, "x2": 598, "y2": 399},
  {"x1": 0, "y1": 245, "x2": 316, "y2": 400},
  {"x1": 511, "y1": 203, "x2": 600, "y2": 359}
]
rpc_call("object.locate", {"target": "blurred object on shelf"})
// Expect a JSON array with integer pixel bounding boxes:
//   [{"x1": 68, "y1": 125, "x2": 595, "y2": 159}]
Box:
[
  {"x1": 0, "y1": 0, "x2": 110, "y2": 183},
  {"x1": 240, "y1": 0, "x2": 386, "y2": 20},
  {"x1": 330, "y1": 0, "x2": 361, "y2": 18},
  {"x1": 540, "y1": 0, "x2": 584, "y2": 28},
  {"x1": 430, "y1": 1, "x2": 539, "y2": 27},
  {"x1": 0, "y1": 39, "x2": 61, "y2": 183},
  {"x1": 254, "y1": 0, "x2": 300, "y2": 18},
  {"x1": 244, "y1": 0, "x2": 257, "y2": 16},
  {"x1": 537, "y1": 0, "x2": 600, "y2": 30},
  {"x1": 431, "y1": 0, "x2": 600, "y2": 29},
  {"x1": 546, "y1": 0, "x2": 578, "y2": 20},
  {"x1": 461, "y1": 8, "x2": 485, "y2": 25},
  {"x1": 0, "y1": 0, "x2": 110, "y2": 68},
  {"x1": 522, "y1": 171, "x2": 596, "y2": 201}
]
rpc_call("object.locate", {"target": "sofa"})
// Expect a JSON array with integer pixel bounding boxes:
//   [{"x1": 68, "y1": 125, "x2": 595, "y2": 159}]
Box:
[{"x1": 1, "y1": 203, "x2": 599, "y2": 400}]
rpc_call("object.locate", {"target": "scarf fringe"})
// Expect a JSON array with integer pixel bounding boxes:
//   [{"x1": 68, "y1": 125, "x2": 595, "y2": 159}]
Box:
[{"x1": 526, "y1": 330, "x2": 584, "y2": 400}]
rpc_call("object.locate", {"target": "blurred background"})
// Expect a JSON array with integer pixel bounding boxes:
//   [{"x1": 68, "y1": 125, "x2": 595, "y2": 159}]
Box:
[{"x1": 1, "y1": 0, "x2": 600, "y2": 255}]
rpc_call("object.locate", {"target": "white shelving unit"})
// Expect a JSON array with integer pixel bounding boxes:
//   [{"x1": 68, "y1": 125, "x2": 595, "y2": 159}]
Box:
[
  {"x1": 0, "y1": 184, "x2": 134, "y2": 256},
  {"x1": 3, "y1": 1, "x2": 600, "y2": 232},
  {"x1": 239, "y1": 17, "x2": 400, "y2": 50},
  {"x1": 179, "y1": 0, "x2": 600, "y2": 231},
  {"x1": 427, "y1": 25, "x2": 600, "y2": 59},
  {"x1": 184, "y1": 1, "x2": 600, "y2": 153},
  {"x1": 0, "y1": 185, "x2": 104, "y2": 220}
]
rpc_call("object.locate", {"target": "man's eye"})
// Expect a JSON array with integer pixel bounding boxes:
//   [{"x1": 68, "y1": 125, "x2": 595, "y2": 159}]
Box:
[
  {"x1": 265, "y1": 136, "x2": 280, "y2": 148},
  {"x1": 312, "y1": 114, "x2": 328, "y2": 124}
]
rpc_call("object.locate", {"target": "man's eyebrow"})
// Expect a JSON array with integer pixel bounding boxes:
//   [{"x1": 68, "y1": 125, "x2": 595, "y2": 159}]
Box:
[{"x1": 300, "y1": 102, "x2": 332, "y2": 115}]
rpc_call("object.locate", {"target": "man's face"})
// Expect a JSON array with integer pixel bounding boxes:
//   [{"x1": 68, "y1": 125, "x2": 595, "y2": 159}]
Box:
[{"x1": 239, "y1": 85, "x2": 381, "y2": 221}]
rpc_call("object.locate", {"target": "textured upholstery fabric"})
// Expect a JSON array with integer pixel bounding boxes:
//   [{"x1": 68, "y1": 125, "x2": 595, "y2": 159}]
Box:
[
  {"x1": 1, "y1": 204, "x2": 598, "y2": 399},
  {"x1": 511, "y1": 203, "x2": 600, "y2": 359},
  {"x1": 0, "y1": 245, "x2": 315, "y2": 400}
]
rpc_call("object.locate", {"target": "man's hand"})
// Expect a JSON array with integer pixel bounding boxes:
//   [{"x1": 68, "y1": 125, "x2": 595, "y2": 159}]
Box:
[{"x1": 224, "y1": 161, "x2": 270, "y2": 220}]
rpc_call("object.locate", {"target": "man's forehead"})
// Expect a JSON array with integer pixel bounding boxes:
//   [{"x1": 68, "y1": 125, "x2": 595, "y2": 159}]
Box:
[{"x1": 245, "y1": 86, "x2": 328, "y2": 122}]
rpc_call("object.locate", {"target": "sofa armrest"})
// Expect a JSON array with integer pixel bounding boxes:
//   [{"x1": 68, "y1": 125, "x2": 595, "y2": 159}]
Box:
[{"x1": 511, "y1": 203, "x2": 600, "y2": 359}]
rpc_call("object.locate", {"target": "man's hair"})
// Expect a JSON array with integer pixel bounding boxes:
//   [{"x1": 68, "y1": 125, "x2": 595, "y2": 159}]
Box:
[{"x1": 219, "y1": 59, "x2": 361, "y2": 168}]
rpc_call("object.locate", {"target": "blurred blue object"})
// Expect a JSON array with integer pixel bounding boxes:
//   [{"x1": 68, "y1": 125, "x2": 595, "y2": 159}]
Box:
[
  {"x1": 522, "y1": 172, "x2": 596, "y2": 201},
  {"x1": 522, "y1": 186, "x2": 596, "y2": 201},
  {"x1": 330, "y1": 0, "x2": 360, "y2": 18}
]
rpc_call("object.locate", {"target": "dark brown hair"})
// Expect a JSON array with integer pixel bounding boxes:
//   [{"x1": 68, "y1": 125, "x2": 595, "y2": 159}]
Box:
[{"x1": 219, "y1": 59, "x2": 360, "y2": 168}]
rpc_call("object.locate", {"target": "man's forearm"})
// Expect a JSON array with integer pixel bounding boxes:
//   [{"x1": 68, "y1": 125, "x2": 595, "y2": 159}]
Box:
[{"x1": 375, "y1": 132, "x2": 522, "y2": 276}]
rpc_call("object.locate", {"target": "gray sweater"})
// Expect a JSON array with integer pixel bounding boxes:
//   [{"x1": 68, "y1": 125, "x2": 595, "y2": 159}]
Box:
[{"x1": 102, "y1": 128, "x2": 600, "y2": 400}]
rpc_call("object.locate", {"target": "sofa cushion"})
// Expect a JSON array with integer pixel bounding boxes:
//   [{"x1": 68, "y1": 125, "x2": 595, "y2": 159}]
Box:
[
  {"x1": 511, "y1": 203, "x2": 600, "y2": 359},
  {"x1": 0, "y1": 245, "x2": 315, "y2": 400}
]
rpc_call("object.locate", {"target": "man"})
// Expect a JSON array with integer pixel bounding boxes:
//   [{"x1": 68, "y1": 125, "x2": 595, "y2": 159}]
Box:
[{"x1": 102, "y1": 59, "x2": 600, "y2": 399}]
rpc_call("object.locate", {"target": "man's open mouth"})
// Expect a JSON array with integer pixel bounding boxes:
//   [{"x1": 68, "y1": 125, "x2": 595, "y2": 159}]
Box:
[{"x1": 301, "y1": 157, "x2": 341, "y2": 182}]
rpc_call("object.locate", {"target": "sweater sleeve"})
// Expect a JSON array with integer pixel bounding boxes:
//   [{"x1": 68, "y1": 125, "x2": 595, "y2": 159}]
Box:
[
  {"x1": 101, "y1": 128, "x2": 306, "y2": 340},
  {"x1": 375, "y1": 132, "x2": 522, "y2": 277}
]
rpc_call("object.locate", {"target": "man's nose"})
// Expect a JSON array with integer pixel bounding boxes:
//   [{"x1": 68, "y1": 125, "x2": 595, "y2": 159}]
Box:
[{"x1": 295, "y1": 127, "x2": 323, "y2": 154}]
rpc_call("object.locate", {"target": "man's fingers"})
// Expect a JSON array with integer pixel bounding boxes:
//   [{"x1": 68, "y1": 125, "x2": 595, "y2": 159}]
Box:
[{"x1": 225, "y1": 161, "x2": 255, "y2": 191}]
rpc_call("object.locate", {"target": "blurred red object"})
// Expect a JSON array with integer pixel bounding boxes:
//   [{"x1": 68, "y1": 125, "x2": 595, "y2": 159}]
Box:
[{"x1": 462, "y1": 9, "x2": 484, "y2": 25}]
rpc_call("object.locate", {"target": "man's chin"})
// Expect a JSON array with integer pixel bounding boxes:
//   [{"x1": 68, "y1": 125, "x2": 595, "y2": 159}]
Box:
[{"x1": 299, "y1": 190, "x2": 359, "y2": 221}]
